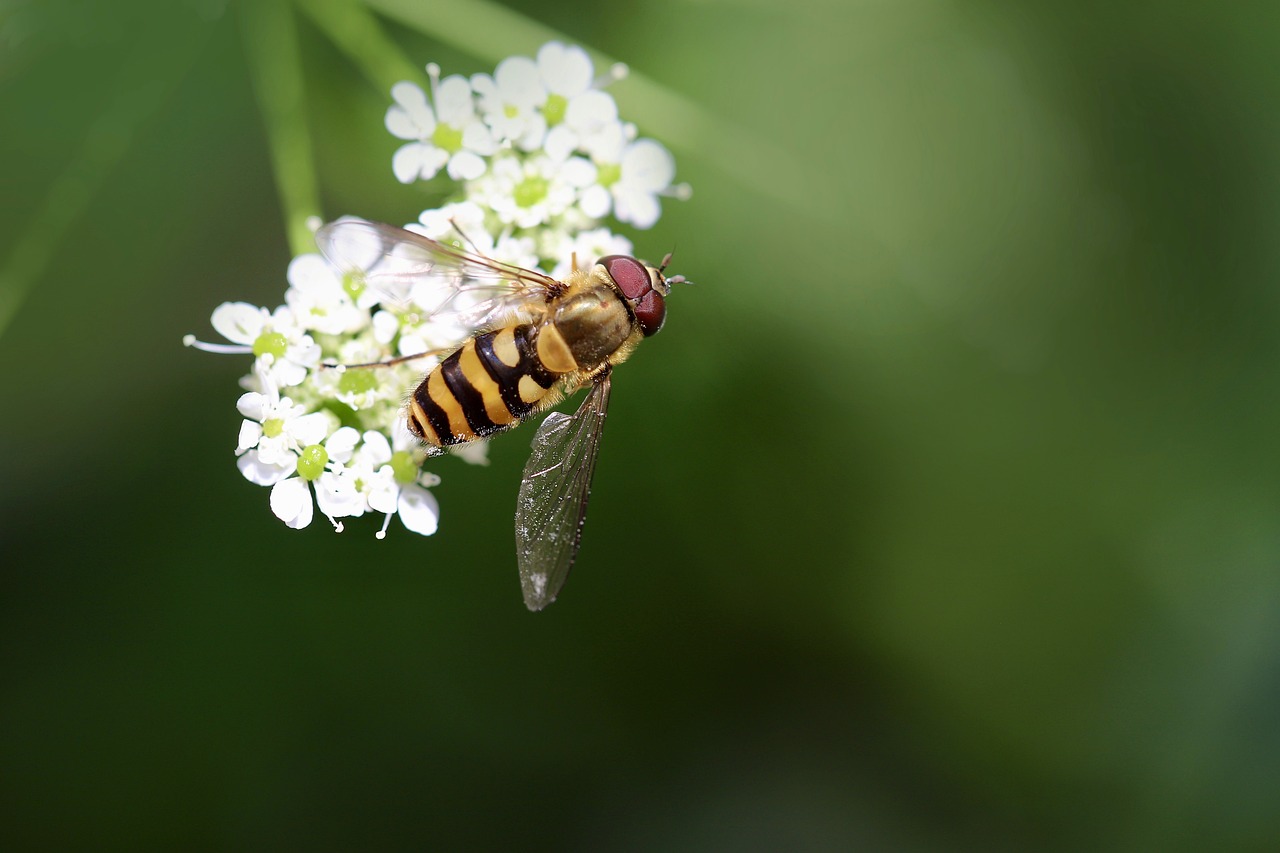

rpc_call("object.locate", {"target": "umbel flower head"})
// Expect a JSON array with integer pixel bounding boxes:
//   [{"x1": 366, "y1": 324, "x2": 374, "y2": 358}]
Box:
[{"x1": 186, "y1": 42, "x2": 688, "y2": 538}]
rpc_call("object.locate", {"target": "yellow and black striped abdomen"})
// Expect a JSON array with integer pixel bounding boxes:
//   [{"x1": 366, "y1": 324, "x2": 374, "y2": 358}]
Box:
[{"x1": 406, "y1": 324, "x2": 561, "y2": 447}]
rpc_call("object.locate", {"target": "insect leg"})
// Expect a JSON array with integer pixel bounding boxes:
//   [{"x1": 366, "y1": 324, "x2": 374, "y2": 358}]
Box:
[
  {"x1": 319, "y1": 348, "x2": 449, "y2": 370},
  {"x1": 448, "y1": 217, "x2": 487, "y2": 255}
]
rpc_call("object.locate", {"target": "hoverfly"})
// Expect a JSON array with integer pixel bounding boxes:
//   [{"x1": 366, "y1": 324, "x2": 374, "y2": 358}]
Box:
[{"x1": 315, "y1": 219, "x2": 686, "y2": 611}]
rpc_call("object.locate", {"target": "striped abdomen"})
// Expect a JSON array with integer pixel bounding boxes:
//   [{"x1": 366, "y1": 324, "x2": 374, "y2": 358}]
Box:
[{"x1": 406, "y1": 324, "x2": 561, "y2": 447}]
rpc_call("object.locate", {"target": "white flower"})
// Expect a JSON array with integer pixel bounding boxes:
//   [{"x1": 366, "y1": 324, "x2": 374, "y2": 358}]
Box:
[
  {"x1": 536, "y1": 42, "x2": 598, "y2": 126},
  {"x1": 543, "y1": 93, "x2": 622, "y2": 163},
  {"x1": 318, "y1": 426, "x2": 441, "y2": 538},
  {"x1": 308, "y1": 338, "x2": 414, "y2": 411},
  {"x1": 388, "y1": 420, "x2": 443, "y2": 535},
  {"x1": 267, "y1": 427, "x2": 362, "y2": 531},
  {"x1": 472, "y1": 56, "x2": 548, "y2": 151},
  {"x1": 578, "y1": 137, "x2": 678, "y2": 229},
  {"x1": 415, "y1": 200, "x2": 491, "y2": 244},
  {"x1": 470, "y1": 153, "x2": 595, "y2": 229},
  {"x1": 386, "y1": 71, "x2": 497, "y2": 183},
  {"x1": 269, "y1": 477, "x2": 314, "y2": 529},
  {"x1": 209, "y1": 302, "x2": 321, "y2": 387},
  {"x1": 284, "y1": 253, "x2": 371, "y2": 335},
  {"x1": 548, "y1": 228, "x2": 634, "y2": 279},
  {"x1": 235, "y1": 382, "x2": 334, "y2": 468},
  {"x1": 415, "y1": 202, "x2": 541, "y2": 272}
]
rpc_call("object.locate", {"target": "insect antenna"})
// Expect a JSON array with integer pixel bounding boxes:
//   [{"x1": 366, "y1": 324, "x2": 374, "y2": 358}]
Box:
[{"x1": 658, "y1": 250, "x2": 693, "y2": 287}]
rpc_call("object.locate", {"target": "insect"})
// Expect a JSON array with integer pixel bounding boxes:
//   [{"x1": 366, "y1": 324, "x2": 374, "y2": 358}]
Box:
[{"x1": 315, "y1": 219, "x2": 687, "y2": 611}]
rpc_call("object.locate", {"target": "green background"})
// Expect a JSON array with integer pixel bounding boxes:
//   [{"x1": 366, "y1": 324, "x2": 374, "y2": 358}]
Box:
[{"x1": 4, "y1": 0, "x2": 1280, "y2": 849}]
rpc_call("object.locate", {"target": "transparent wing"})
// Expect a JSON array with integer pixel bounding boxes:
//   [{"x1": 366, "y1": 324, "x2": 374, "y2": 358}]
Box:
[
  {"x1": 315, "y1": 218, "x2": 559, "y2": 330},
  {"x1": 514, "y1": 376, "x2": 613, "y2": 611}
]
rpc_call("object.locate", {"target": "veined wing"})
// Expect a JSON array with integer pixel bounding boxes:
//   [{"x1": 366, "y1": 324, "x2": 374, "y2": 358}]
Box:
[
  {"x1": 514, "y1": 375, "x2": 613, "y2": 611},
  {"x1": 315, "y1": 218, "x2": 560, "y2": 330}
]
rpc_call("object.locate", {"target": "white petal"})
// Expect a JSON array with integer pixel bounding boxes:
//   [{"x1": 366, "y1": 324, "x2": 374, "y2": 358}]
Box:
[
  {"x1": 560, "y1": 156, "x2": 596, "y2": 188},
  {"x1": 622, "y1": 139, "x2": 676, "y2": 191},
  {"x1": 470, "y1": 73, "x2": 500, "y2": 114},
  {"x1": 211, "y1": 302, "x2": 265, "y2": 345},
  {"x1": 614, "y1": 188, "x2": 661, "y2": 229},
  {"x1": 368, "y1": 475, "x2": 399, "y2": 514},
  {"x1": 315, "y1": 472, "x2": 364, "y2": 518},
  {"x1": 372, "y1": 310, "x2": 399, "y2": 344},
  {"x1": 236, "y1": 391, "x2": 270, "y2": 420},
  {"x1": 389, "y1": 81, "x2": 435, "y2": 133},
  {"x1": 579, "y1": 185, "x2": 612, "y2": 219},
  {"x1": 543, "y1": 125, "x2": 578, "y2": 161},
  {"x1": 270, "y1": 478, "x2": 314, "y2": 529},
  {"x1": 494, "y1": 56, "x2": 544, "y2": 106},
  {"x1": 290, "y1": 411, "x2": 331, "y2": 447},
  {"x1": 538, "y1": 42, "x2": 592, "y2": 97},
  {"x1": 449, "y1": 439, "x2": 490, "y2": 466},
  {"x1": 256, "y1": 435, "x2": 293, "y2": 467},
  {"x1": 360, "y1": 430, "x2": 392, "y2": 465},
  {"x1": 326, "y1": 426, "x2": 361, "y2": 463},
  {"x1": 271, "y1": 358, "x2": 308, "y2": 388},
  {"x1": 397, "y1": 484, "x2": 440, "y2": 535},
  {"x1": 385, "y1": 106, "x2": 421, "y2": 140},
  {"x1": 237, "y1": 420, "x2": 263, "y2": 453},
  {"x1": 398, "y1": 332, "x2": 428, "y2": 358},
  {"x1": 392, "y1": 143, "x2": 430, "y2": 183},
  {"x1": 447, "y1": 150, "x2": 487, "y2": 181},
  {"x1": 516, "y1": 113, "x2": 547, "y2": 151},
  {"x1": 565, "y1": 90, "x2": 617, "y2": 132},
  {"x1": 434, "y1": 74, "x2": 475, "y2": 125},
  {"x1": 391, "y1": 416, "x2": 417, "y2": 451},
  {"x1": 462, "y1": 119, "x2": 497, "y2": 156},
  {"x1": 583, "y1": 120, "x2": 625, "y2": 163},
  {"x1": 290, "y1": 338, "x2": 321, "y2": 365},
  {"x1": 238, "y1": 450, "x2": 296, "y2": 485},
  {"x1": 286, "y1": 254, "x2": 340, "y2": 296}
]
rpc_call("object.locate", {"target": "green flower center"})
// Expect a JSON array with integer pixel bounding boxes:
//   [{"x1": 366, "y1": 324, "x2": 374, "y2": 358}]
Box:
[
  {"x1": 504, "y1": 104, "x2": 519, "y2": 119},
  {"x1": 390, "y1": 450, "x2": 419, "y2": 485},
  {"x1": 297, "y1": 444, "x2": 328, "y2": 481},
  {"x1": 338, "y1": 370, "x2": 379, "y2": 395},
  {"x1": 543, "y1": 93, "x2": 567, "y2": 126},
  {"x1": 514, "y1": 175, "x2": 549, "y2": 208},
  {"x1": 432, "y1": 123, "x2": 463, "y2": 153},
  {"x1": 596, "y1": 162, "x2": 622, "y2": 188},
  {"x1": 341, "y1": 273, "x2": 365, "y2": 302},
  {"x1": 262, "y1": 418, "x2": 285, "y2": 438},
  {"x1": 252, "y1": 331, "x2": 288, "y2": 359}
]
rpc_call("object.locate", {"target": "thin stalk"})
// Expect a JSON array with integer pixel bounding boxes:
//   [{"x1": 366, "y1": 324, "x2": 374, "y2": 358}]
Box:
[
  {"x1": 239, "y1": 0, "x2": 322, "y2": 256},
  {"x1": 297, "y1": 0, "x2": 427, "y2": 93}
]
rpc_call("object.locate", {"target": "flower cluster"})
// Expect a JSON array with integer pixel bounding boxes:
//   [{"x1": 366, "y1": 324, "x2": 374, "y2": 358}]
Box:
[{"x1": 187, "y1": 42, "x2": 687, "y2": 538}]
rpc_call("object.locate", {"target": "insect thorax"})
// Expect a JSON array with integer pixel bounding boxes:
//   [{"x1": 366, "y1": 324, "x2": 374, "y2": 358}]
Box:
[{"x1": 551, "y1": 284, "x2": 634, "y2": 370}]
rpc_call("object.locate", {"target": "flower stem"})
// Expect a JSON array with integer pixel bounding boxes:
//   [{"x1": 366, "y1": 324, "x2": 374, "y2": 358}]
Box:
[
  {"x1": 297, "y1": 0, "x2": 427, "y2": 93},
  {"x1": 363, "y1": 0, "x2": 570, "y2": 67},
  {"x1": 239, "y1": 0, "x2": 322, "y2": 257}
]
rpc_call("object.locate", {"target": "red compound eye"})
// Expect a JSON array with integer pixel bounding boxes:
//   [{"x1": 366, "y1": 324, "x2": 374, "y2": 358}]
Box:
[
  {"x1": 633, "y1": 288, "x2": 666, "y2": 336},
  {"x1": 599, "y1": 255, "x2": 651, "y2": 302}
]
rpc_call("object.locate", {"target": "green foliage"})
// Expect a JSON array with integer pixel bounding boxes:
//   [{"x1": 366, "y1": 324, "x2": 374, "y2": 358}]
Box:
[{"x1": 3, "y1": 0, "x2": 1280, "y2": 849}]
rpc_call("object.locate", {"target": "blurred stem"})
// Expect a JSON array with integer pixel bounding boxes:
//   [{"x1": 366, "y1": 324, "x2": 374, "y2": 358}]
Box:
[
  {"x1": 361, "y1": 0, "x2": 814, "y2": 211},
  {"x1": 0, "y1": 27, "x2": 201, "y2": 342},
  {"x1": 297, "y1": 0, "x2": 427, "y2": 92},
  {"x1": 239, "y1": 0, "x2": 321, "y2": 256}
]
